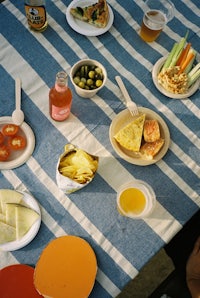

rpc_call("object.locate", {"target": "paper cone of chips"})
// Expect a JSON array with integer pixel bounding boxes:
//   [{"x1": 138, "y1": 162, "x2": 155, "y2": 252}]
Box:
[{"x1": 56, "y1": 144, "x2": 98, "y2": 193}]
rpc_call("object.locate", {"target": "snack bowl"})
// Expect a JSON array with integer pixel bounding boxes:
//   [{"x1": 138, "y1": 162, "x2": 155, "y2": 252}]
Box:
[
  {"x1": 70, "y1": 59, "x2": 107, "y2": 98},
  {"x1": 152, "y1": 56, "x2": 200, "y2": 99}
]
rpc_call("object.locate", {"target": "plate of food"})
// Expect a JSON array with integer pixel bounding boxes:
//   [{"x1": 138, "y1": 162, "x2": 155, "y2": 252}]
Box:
[
  {"x1": 152, "y1": 34, "x2": 200, "y2": 99},
  {"x1": 66, "y1": 0, "x2": 114, "y2": 36},
  {"x1": 152, "y1": 56, "x2": 200, "y2": 99},
  {"x1": 0, "y1": 189, "x2": 41, "y2": 251},
  {"x1": 0, "y1": 117, "x2": 35, "y2": 170},
  {"x1": 109, "y1": 107, "x2": 170, "y2": 166}
]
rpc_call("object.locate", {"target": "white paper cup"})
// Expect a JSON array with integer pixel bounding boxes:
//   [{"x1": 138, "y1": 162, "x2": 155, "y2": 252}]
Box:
[{"x1": 116, "y1": 180, "x2": 156, "y2": 219}]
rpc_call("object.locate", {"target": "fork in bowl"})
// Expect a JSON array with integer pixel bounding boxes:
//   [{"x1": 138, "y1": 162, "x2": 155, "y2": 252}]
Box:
[{"x1": 115, "y1": 76, "x2": 139, "y2": 116}]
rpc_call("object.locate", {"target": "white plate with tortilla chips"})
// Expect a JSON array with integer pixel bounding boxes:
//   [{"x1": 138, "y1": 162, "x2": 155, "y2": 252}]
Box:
[
  {"x1": 66, "y1": 0, "x2": 114, "y2": 36},
  {"x1": 0, "y1": 190, "x2": 41, "y2": 251},
  {"x1": 109, "y1": 107, "x2": 170, "y2": 166}
]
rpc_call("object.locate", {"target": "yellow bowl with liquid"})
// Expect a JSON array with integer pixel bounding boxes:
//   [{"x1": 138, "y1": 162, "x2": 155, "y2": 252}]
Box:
[{"x1": 117, "y1": 180, "x2": 156, "y2": 219}]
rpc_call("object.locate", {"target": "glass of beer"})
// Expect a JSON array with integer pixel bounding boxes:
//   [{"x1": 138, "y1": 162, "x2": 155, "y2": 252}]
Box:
[{"x1": 140, "y1": 0, "x2": 175, "y2": 42}]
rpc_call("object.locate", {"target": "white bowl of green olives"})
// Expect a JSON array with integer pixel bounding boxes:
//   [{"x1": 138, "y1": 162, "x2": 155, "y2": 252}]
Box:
[{"x1": 70, "y1": 59, "x2": 107, "y2": 98}]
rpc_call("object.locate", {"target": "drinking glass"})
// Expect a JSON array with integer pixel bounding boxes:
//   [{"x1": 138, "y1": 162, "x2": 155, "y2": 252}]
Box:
[
  {"x1": 140, "y1": 0, "x2": 175, "y2": 42},
  {"x1": 116, "y1": 180, "x2": 156, "y2": 219}
]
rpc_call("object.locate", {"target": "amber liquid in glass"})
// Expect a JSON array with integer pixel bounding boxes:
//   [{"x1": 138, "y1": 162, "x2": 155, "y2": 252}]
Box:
[
  {"x1": 140, "y1": 10, "x2": 166, "y2": 42},
  {"x1": 25, "y1": 0, "x2": 48, "y2": 32},
  {"x1": 119, "y1": 188, "x2": 146, "y2": 215}
]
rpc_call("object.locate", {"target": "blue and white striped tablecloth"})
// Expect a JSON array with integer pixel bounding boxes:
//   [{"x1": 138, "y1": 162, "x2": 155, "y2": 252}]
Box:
[{"x1": 0, "y1": 0, "x2": 200, "y2": 297}]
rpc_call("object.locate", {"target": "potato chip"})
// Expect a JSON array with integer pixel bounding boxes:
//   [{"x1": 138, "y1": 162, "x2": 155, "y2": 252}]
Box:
[{"x1": 58, "y1": 147, "x2": 98, "y2": 184}]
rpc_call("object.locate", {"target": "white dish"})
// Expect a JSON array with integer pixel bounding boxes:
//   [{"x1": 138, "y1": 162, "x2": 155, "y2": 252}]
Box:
[
  {"x1": 66, "y1": 0, "x2": 114, "y2": 36},
  {"x1": 0, "y1": 191, "x2": 41, "y2": 251},
  {"x1": 109, "y1": 107, "x2": 170, "y2": 166},
  {"x1": 0, "y1": 117, "x2": 35, "y2": 170},
  {"x1": 152, "y1": 56, "x2": 200, "y2": 99}
]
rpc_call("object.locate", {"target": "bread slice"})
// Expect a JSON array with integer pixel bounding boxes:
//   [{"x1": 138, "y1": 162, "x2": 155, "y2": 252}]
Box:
[
  {"x1": 143, "y1": 119, "x2": 160, "y2": 143},
  {"x1": 114, "y1": 114, "x2": 145, "y2": 152},
  {"x1": 140, "y1": 138, "x2": 164, "y2": 160}
]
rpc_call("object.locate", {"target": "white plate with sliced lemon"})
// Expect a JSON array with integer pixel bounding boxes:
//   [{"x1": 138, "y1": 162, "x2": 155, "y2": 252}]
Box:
[
  {"x1": 109, "y1": 107, "x2": 170, "y2": 166},
  {"x1": 0, "y1": 189, "x2": 41, "y2": 251}
]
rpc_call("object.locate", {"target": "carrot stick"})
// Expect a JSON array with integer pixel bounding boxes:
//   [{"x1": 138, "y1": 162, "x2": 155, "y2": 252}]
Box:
[
  {"x1": 176, "y1": 43, "x2": 191, "y2": 66},
  {"x1": 178, "y1": 51, "x2": 195, "y2": 74}
]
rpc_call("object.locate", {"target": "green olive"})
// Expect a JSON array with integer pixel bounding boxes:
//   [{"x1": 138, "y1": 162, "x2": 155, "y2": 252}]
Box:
[
  {"x1": 81, "y1": 77, "x2": 86, "y2": 83},
  {"x1": 96, "y1": 80, "x2": 103, "y2": 87},
  {"x1": 87, "y1": 79, "x2": 94, "y2": 86},
  {"x1": 95, "y1": 67, "x2": 102, "y2": 74},
  {"x1": 88, "y1": 71, "x2": 95, "y2": 79},
  {"x1": 78, "y1": 81, "x2": 85, "y2": 89},
  {"x1": 73, "y1": 76, "x2": 80, "y2": 85}
]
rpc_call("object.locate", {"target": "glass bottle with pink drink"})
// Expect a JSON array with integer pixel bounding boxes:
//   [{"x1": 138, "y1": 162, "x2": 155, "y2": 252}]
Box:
[{"x1": 49, "y1": 71, "x2": 72, "y2": 122}]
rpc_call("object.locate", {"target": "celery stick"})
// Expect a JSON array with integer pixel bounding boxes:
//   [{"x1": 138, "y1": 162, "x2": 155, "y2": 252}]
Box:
[
  {"x1": 160, "y1": 31, "x2": 189, "y2": 73},
  {"x1": 168, "y1": 30, "x2": 189, "y2": 68},
  {"x1": 188, "y1": 69, "x2": 200, "y2": 87},
  {"x1": 161, "y1": 43, "x2": 178, "y2": 72},
  {"x1": 188, "y1": 62, "x2": 200, "y2": 77}
]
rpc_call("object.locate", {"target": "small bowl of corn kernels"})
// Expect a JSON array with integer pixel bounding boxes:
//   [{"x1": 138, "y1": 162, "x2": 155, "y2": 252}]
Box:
[{"x1": 70, "y1": 59, "x2": 107, "y2": 98}]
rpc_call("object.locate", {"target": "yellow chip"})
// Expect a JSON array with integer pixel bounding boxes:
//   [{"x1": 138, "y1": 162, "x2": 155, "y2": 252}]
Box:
[{"x1": 58, "y1": 148, "x2": 98, "y2": 184}]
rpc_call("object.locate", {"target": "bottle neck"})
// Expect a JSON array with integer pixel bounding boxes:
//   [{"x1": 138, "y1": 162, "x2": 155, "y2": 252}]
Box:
[{"x1": 55, "y1": 71, "x2": 68, "y2": 92}]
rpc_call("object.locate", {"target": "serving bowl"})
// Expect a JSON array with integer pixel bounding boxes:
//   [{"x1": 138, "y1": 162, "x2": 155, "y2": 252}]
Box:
[
  {"x1": 152, "y1": 56, "x2": 200, "y2": 99},
  {"x1": 70, "y1": 59, "x2": 107, "y2": 98}
]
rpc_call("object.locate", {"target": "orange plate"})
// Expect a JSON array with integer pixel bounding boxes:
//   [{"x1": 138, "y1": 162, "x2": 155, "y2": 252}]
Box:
[
  {"x1": 34, "y1": 235, "x2": 97, "y2": 298},
  {"x1": 0, "y1": 264, "x2": 42, "y2": 297}
]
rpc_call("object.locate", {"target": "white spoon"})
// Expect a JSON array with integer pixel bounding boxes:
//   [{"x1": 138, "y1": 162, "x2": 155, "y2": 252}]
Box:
[{"x1": 12, "y1": 78, "x2": 24, "y2": 126}]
